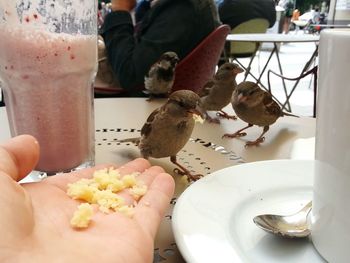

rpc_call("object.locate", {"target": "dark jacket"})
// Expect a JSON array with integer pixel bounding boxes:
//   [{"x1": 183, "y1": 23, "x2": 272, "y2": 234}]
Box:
[
  {"x1": 218, "y1": 0, "x2": 276, "y2": 30},
  {"x1": 100, "y1": 0, "x2": 220, "y2": 96},
  {"x1": 135, "y1": 0, "x2": 152, "y2": 23}
]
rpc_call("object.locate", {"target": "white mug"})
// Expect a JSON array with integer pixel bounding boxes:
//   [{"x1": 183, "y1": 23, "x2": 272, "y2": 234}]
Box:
[{"x1": 311, "y1": 29, "x2": 350, "y2": 262}]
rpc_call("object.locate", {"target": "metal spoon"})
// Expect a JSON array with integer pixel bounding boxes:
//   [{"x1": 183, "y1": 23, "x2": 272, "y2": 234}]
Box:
[{"x1": 253, "y1": 201, "x2": 312, "y2": 238}]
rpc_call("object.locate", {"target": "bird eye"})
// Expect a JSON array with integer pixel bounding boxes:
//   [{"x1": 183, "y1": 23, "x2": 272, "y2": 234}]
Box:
[
  {"x1": 249, "y1": 89, "x2": 258, "y2": 96},
  {"x1": 178, "y1": 101, "x2": 185, "y2": 107}
]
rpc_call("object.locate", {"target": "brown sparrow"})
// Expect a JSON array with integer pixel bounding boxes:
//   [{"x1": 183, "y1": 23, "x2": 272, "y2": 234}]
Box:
[
  {"x1": 198, "y1": 62, "x2": 243, "y2": 123},
  {"x1": 223, "y1": 81, "x2": 298, "y2": 147},
  {"x1": 144, "y1": 51, "x2": 179, "y2": 99},
  {"x1": 119, "y1": 90, "x2": 203, "y2": 182}
]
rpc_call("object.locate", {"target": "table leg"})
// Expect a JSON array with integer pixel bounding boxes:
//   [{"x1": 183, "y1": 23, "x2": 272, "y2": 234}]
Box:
[
  {"x1": 281, "y1": 45, "x2": 319, "y2": 111},
  {"x1": 234, "y1": 46, "x2": 286, "y2": 109},
  {"x1": 246, "y1": 44, "x2": 289, "y2": 110},
  {"x1": 232, "y1": 50, "x2": 257, "y2": 81},
  {"x1": 243, "y1": 46, "x2": 259, "y2": 81},
  {"x1": 274, "y1": 42, "x2": 291, "y2": 111},
  {"x1": 236, "y1": 45, "x2": 275, "y2": 91},
  {"x1": 256, "y1": 44, "x2": 276, "y2": 86}
]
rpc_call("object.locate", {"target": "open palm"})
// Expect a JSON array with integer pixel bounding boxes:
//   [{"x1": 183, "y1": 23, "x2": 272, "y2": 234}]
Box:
[{"x1": 0, "y1": 135, "x2": 174, "y2": 263}]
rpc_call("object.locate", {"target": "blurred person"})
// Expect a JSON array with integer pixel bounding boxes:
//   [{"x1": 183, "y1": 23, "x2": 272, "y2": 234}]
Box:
[
  {"x1": 319, "y1": 1, "x2": 328, "y2": 24},
  {"x1": 320, "y1": 1, "x2": 328, "y2": 15},
  {"x1": 98, "y1": 0, "x2": 221, "y2": 97},
  {"x1": 313, "y1": 5, "x2": 321, "y2": 24},
  {"x1": 291, "y1": 8, "x2": 300, "y2": 22},
  {"x1": 218, "y1": 0, "x2": 276, "y2": 30},
  {"x1": 98, "y1": 2, "x2": 105, "y2": 27},
  {"x1": 278, "y1": 0, "x2": 294, "y2": 34}
]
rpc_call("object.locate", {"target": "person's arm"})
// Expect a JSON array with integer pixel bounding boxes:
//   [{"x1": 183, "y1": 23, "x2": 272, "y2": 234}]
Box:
[{"x1": 100, "y1": 1, "x2": 196, "y2": 94}]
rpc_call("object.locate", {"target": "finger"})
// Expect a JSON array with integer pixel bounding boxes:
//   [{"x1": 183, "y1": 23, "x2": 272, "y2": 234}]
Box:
[
  {"x1": 114, "y1": 164, "x2": 166, "y2": 206},
  {"x1": 0, "y1": 135, "x2": 40, "y2": 181},
  {"x1": 134, "y1": 172, "x2": 175, "y2": 239},
  {"x1": 117, "y1": 158, "x2": 152, "y2": 175}
]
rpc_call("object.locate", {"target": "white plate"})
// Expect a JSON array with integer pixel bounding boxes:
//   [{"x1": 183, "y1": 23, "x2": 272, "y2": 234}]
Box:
[{"x1": 172, "y1": 160, "x2": 326, "y2": 263}]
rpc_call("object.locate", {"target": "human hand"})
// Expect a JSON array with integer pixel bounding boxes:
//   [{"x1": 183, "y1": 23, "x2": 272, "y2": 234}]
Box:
[
  {"x1": 0, "y1": 135, "x2": 175, "y2": 263},
  {"x1": 111, "y1": 0, "x2": 137, "y2": 12}
]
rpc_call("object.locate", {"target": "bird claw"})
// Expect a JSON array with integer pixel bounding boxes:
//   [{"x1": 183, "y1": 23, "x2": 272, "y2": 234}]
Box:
[
  {"x1": 174, "y1": 168, "x2": 185, "y2": 176},
  {"x1": 245, "y1": 137, "x2": 265, "y2": 147},
  {"x1": 173, "y1": 168, "x2": 203, "y2": 182},
  {"x1": 216, "y1": 112, "x2": 237, "y2": 120},
  {"x1": 206, "y1": 117, "x2": 221, "y2": 124},
  {"x1": 222, "y1": 132, "x2": 247, "y2": 139},
  {"x1": 185, "y1": 174, "x2": 203, "y2": 182},
  {"x1": 236, "y1": 132, "x2": 247, "y2": 137}
]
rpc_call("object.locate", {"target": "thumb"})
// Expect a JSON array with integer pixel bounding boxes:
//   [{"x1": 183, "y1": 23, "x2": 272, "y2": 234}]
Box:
[{"x1": 0, "y1": 135, "x2": 40, "y2": 181}]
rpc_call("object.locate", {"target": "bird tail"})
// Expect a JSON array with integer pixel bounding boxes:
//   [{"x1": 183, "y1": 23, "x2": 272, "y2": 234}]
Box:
[
  {"x1": 115, "y1": 137, "x2": 141, "y2": 145},
  {"x1": 282, "y1": 111, "x2": 299, "y2": 118}
]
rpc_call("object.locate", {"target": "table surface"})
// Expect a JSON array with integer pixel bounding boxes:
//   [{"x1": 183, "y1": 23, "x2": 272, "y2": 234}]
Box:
[
  {"x1": 226, "y1": 33, "x2": 320, "y2": 43},
  {"x1": 0, "y1": 98, "x2": 316, "y2": 262}
]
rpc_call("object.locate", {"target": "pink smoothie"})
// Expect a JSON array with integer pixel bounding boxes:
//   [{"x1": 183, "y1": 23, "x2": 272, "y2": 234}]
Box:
[{"x1": 0, "y1": 26, "x2": 97, "y2": 173}]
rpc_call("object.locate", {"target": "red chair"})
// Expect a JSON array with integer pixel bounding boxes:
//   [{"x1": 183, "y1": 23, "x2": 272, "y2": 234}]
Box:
[{"x1": 172, "y1": 24, "x2": 231, "y2": 94}]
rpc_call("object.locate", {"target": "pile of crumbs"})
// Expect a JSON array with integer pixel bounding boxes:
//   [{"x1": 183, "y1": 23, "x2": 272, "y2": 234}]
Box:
[{"x1": 67, "y1": 167, "x2": 148, "y2": 229}]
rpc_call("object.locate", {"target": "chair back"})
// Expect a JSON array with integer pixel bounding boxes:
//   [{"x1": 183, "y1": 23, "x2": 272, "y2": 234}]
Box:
[
  {"x1": 172, "y1": 24, "x2": 231, "y2": 94},
  {"x1": 229, "y1": 18, "x2": 269, "y2": 57}
]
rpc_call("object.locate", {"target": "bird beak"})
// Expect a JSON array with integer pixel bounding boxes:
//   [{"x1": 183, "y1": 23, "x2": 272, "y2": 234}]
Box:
[
  {"x1": 188, "y1": 108, "x2": 204, "y2": 118},
  {"x1": 188, "y1": 108, "x2": 205, "y2": 124},
  {"x1": 233, "y1": 67, "x2": 244, "y2": 74},
  {"x1": 172, "y1": 57, "x2": 179, "y2": 65},
  {"x1": 237, "y1": 93, "x2": 247, "y2": 103}
]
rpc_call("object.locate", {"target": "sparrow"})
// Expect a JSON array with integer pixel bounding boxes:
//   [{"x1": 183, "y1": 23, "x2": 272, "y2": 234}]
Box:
[
  {"x1": 198, "y1": 62, "x2": 244, "y2": 123},
  {"x1": 144, "y1": 51, "x2": 179, "y2": 99},
  {"x1": 223, "y1": 81, "x2": 298, "y2": 147},
  {"x1": 118, "y1": 90, "x2": 203, "y2": 182}
]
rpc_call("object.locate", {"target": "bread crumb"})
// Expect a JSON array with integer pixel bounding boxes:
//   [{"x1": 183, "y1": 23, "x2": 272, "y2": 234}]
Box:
[
  {"x1": 193, "y1": 113, "x2": 204, "y2": 124},
  {"x1": 93, "y1": 189, "x2": 125, "y2": 213},
  {"x1": 67, "y1": 167, "x2": 147, "y2": 229},
  {"x1": 129, "y1": 183, "x2": 147, "y2": 200},
  {"x1": 67, "y1": 179, "x2": 98, "y2": 203},
  {"x1": 179, "y1": 175, "x2": 190, "y2": 185},
  {"x1": 122, "y1": 174, "x2": 138, "y2": 188},
  {"x1": 93, "y1": 167, "x2": 121, "y2": 190},
  {"x1": 70, "y1": 203, "x2": 93, "y2": 228}
]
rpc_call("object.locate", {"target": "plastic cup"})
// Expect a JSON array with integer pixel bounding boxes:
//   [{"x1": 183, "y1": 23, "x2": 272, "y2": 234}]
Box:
[{"x1": 0, "y1": 0, "x2": 97, "y2": 175}]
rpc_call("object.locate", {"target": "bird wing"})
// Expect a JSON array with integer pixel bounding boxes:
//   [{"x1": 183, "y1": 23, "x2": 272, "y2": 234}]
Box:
[
  {"x1": 198, "y1": 80, "x2": 215, "y2": 97},
  {"x1": 146, "y1": 62, "x2": 157, "y2": 78},
  {"x1": 141, "y1": 108, "x2": 160, "y2": 137},
  {"x1": 144, "y1": 64, "x2": 157, "y2": 91},
  {"x1": 263, "y1": 92, "x2": 283, "y2": 117}
]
